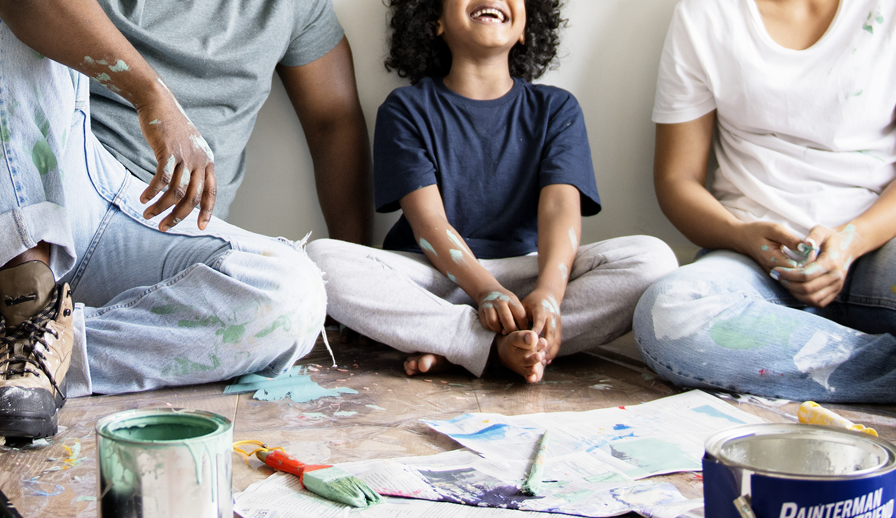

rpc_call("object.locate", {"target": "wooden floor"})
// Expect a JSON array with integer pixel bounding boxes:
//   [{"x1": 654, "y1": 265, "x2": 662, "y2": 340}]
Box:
[{"x1": 2, "y1": 331, "x2": 895, "y2": 517}]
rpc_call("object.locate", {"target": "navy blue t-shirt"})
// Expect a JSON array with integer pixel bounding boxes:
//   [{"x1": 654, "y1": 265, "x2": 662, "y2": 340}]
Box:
[{"x1": 374, "y1": 77, "x2": 601, "y2": 259}]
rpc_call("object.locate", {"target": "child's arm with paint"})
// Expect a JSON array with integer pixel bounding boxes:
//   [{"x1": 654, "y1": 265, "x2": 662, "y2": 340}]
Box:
[
  {"x1": 773, "y1": 180, "x2": 896, "y2": 308},
  {"x1": 521, "y1": 184, "x2": 580, "y2": 363},
  {"x1": 399, "y1": 185, "x2": 528, "y2": 335},
  {"x1": 0, "y1": 0, "x2": 216, "y2": 232}
]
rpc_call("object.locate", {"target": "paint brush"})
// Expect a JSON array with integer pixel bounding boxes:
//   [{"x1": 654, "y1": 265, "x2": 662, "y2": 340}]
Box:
[
  {"x1": 235, "y1": 441, "x2": 383, "y2": 508},
  {"x1": 521, "y1": 429, "x2": 551, "y2": 496},
  {"x1": 258, "y1": 449, "x2": 382, "y2": 508},
  {"x1": 798, "y1": 401, "x2": 878, "y2": 436}
]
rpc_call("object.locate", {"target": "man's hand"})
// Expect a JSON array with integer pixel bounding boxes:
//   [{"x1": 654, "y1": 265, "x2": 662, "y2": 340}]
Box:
[
  {"x1": 771, "y1": 224, "x2": 863, "y2": 308},
  {"x1": 477, "y1": 287, "x2": 527, "y2": 335},
  {"x1": 521, "y1": 288, "x2": 562, "y2": 364},
  {"x1": 136, "y1": 80, "x2": 216, "y2": 232}
]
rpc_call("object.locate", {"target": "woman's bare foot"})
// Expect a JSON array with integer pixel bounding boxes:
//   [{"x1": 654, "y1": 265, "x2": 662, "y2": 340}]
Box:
[
  {"x1": 495, "y1": 330, "x2": 547, "y2": 383},
  {"x1": 404, "y1": 353, "x2": 452, "y2": 376}
]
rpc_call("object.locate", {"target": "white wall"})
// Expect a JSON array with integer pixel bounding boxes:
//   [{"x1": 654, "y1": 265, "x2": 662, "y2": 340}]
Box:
[{"x1": 229, "y1": 0, "x2": 698, "y2": 263}]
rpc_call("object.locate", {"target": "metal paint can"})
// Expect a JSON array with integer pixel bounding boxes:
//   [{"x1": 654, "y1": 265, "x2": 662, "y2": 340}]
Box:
[
  {"x1": 95, "y1": 408, "x2": 233, "y2": 518},
  {"x1": 703, "y1": 423, "x2": 896, "y2": 518}
]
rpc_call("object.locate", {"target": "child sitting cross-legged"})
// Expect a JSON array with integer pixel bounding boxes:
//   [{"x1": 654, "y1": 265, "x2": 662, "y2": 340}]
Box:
[{"x1": 307, "y1": 0, "x2": 677, "y2": 382}]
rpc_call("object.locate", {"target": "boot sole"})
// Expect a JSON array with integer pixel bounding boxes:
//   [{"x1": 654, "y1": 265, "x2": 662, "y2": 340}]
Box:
[{"x1": 0, "y1": 386, "x2": 60, "y2": 439}]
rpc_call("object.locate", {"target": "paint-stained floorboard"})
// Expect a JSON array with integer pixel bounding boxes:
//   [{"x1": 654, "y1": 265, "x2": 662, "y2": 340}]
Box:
[{"x1": 1, "y1": 331, "x2": 894, "y2": 517}]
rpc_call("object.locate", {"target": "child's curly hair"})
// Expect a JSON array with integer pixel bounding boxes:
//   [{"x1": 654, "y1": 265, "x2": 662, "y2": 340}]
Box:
[{"x1": 384, "y1": 0, "x2": 565, "y2": 84}]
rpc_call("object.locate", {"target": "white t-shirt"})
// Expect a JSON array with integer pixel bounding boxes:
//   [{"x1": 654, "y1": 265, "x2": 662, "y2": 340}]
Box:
[{"x1": 653, "y1": 0, "x2": 896, "y2": 237}]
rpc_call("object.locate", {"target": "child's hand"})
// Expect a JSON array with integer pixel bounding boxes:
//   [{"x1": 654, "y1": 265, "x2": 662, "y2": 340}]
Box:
[
  {"x1": 521, "y1": 289, "x2": 562, "y2": 363},
  {"x1": 477, "y1": 288, "x2": 527, "y2": 335}
]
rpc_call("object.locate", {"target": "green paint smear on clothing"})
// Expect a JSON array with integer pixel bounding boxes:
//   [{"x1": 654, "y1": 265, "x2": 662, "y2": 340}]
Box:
[
  {"x1": 162, "y1": 354, "x2": 221, "y2": 377},
  {"x1": 178, "y1": 315, "x2": 224, "y2": 328},
  {"x1": 32, "y1": 139, "x2": 57, "y2": 175},
  {"x1": 891, "y1": 286, "x2": 896, "y2": 295},
  {"x1": 710, "y1": 312, "x2": 798, "y2": 350},
  {"x1": 224, "y1": 366, "x2": 359, "y2": 403},
  {"x1": 863, "y1": 23, "x2": 874, "y2": 34},
  {"x1": 255, "y1": 313, "x2": 292, "y2": 338},
  {"x1": 216, "y1": 324, "x2": 245, "y2": 344}
]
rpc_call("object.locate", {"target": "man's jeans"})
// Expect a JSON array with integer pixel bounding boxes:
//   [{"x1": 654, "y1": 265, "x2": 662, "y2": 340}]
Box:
[
  {"x1": 0, "y1": 22, "x2": 326, "y2": 396},
  {"x1": 633, "y1": 246, "x2": 896, "y2": 403}
]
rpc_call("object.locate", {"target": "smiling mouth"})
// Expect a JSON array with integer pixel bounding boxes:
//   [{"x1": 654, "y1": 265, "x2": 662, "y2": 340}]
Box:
[{"x1": 470, "y1": 7, "x2": 508, "y2": 23}]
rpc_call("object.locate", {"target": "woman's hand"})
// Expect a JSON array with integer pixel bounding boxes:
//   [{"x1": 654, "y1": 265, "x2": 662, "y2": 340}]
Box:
[
  {"x1": 521, "y1": 288, "x2": 562, "y2": 364},
  {"x1": 771, "y1": 224, "x2": 864, "y2": 308},
  {"x1": 477, "y1": 287, "x2": 527, "y2": 335},
  {"x1": 735, "y1": 221, "x2": 808, "y2": 273},
  {"x1": 136, "y1": 80, "x2": 216, "y2": 231}
]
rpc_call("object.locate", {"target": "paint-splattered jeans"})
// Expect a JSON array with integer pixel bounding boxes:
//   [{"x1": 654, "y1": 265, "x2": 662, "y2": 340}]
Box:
[
  {"x1": 633, "y1": 245, "x2": 896, "y2": 403},
  {"x1": 0, "y1": 23, "x2": 326, "y2": 396}
]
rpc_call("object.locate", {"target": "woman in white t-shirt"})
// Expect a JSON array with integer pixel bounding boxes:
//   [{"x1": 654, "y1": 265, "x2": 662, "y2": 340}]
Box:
[{"x1": 633, "y1": 0, "x2": 896, "y2": 402}]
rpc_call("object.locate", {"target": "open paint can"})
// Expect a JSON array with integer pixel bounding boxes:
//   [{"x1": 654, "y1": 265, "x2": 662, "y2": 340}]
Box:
[
  {"x1": 703, "y1": 423, "x2": 896, "y2": 518},
  {"x1": 95, "y1": 408, "x2": 233, "y2": 518}
]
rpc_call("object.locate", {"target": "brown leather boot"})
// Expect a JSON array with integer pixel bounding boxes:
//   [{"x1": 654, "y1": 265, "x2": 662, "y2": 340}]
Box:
[{"x1": 0, "y1": 261, "x2": 74, "y2": 438}]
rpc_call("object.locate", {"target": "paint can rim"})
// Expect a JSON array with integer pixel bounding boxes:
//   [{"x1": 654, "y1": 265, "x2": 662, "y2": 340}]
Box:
[
  {"x1": 704, "y1": 423, "x2": 896, "y2": 480},
  {"x1": 95, "y1": 408, "x2": 232, "y2": 445}
]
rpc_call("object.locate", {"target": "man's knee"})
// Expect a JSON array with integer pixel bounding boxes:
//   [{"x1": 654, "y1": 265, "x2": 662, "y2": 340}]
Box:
[{"x1": 232, "y1": 240, "x2": 327, "y2": 337}]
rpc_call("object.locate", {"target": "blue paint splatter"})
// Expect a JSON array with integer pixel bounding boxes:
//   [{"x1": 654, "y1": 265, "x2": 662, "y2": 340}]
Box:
[
  {"x1": 691, "y1": 404, "x2": 745, "y2": 424},
  {"x1": 613, "y1": 424, "x2": 632, "y2": 430},
  {"x1": 22, "y1": 479, "x2": 64, "y2": 497},
  {"x1": 585, "y1": 432, "x2": 636, "y2": 453},
  {"x1": 224, "y1": 366, "x2": 358, "y2": 403},
  {"x1": 450, "y1": 423, "x2": 511, "y2": 441}
]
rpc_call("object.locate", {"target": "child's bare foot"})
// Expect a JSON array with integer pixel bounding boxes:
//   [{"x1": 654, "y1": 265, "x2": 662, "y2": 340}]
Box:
[
  {"x1": 495, "y1": 330, "x2": 547, "y2": 383},
  {"x1": 404, "y1": 353, "x2": 452, "y2": 376}
]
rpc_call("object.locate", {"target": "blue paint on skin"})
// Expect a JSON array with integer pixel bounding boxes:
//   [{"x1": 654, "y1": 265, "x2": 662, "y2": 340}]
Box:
[
  {"x1": 419, "y1": 238, "x2": 438, "y2": 256},
  {"x1": 446, "y1": 229, "x2": 468, "y2": 254},
  {"x1": 108, "y1": 60, "x2": 130, "y2": 72},
  {"x1": 450, "y1": 249, "x2": 464, "y2": 264},
  {"x1": 447, "y1": 272, "x2": 458, "y2": 283},
  {"x1": 483, "y1": 292, "x2": 510, "y2": 303}
]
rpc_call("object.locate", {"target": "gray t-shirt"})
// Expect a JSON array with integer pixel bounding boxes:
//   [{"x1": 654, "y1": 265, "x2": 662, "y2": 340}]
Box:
[{"x1": 91, "y1": 0, "x2": 345, "y2": 219}]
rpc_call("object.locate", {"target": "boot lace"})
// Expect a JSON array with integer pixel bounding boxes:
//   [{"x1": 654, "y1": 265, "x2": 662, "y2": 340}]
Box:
[{"x1": 0, "y1": 286, "x2": 65, "y2": 400}]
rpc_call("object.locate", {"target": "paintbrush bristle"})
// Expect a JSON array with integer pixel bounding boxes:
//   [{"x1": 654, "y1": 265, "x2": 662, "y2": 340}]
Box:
[{"x1": 303, "y1": 466, "x2": 383, "y2": 508}]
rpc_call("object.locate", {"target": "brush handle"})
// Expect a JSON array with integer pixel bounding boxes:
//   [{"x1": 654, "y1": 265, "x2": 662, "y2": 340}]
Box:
[{"x1": 256, "y1": 449, "x2": 333, "y2": 485}]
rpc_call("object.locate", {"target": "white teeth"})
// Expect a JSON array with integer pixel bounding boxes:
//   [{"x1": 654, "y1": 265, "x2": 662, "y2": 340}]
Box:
[{"x1": 471, "y1": 7, "x2": 506, "y2": 22}]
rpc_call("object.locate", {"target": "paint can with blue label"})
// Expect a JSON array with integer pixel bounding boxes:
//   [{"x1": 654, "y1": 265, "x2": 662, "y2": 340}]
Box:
[
  {"x1": 95, "y1": 408, "x2": 233, "y2": 518},
  {"x1": 703, "y1": 423, "x2": 896, "y2": 518}
]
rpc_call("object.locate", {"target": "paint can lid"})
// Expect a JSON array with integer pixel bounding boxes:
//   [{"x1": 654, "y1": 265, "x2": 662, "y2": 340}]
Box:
[{"x1": 705, "y1": 423, "x2": 896, "y2": 479}]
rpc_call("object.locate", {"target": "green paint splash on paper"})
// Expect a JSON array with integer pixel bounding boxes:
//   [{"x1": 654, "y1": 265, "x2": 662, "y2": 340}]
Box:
[
  {"x1": 225, "y1": 366, "x2": 358, "y2": 403},
  {"x1": 605, "y1": 438, "x2": 700, "y2": 479}
]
